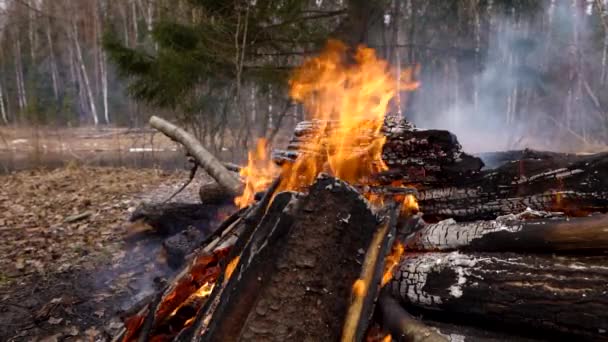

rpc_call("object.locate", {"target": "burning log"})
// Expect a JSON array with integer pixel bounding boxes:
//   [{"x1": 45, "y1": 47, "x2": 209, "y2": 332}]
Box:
[
  {"x1": 389, "y1": 252, "x2": 608, "y2": 340},
  {"x1": 273, "y1": 116, "x2": 484, "y2": 186},
  {"x1": 401, "y1": 211, "x2": 608, "y2": 253},
  {"x1": 190, "y1": 175, "x2": 388, "y2": 341}
]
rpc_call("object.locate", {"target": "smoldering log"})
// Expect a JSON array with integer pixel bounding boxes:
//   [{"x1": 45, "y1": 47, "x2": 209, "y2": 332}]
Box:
[
  {"x1": 476, "y1": 149, "x2": 587, "y2": 170},
  {"x1": 193, "y1": 175, "x2": 381, "y2": 341},
  {"x1": 389, "y1": 252, "x2": 608, "y2": 340},
  {"x1": 418, "y1": 152, "x2": 608, "y2": 220},
  {"x1": 128, "y1": 201, "x2": 233, "y2": 237},
  {"x1": 402, "y1": 212, "x2": 608, "y2": 253}
]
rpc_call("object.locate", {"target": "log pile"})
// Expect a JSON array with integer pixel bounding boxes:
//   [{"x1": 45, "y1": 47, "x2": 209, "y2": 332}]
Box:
[
  {"x1": 115, "y1": 115, "x2": 608, "y2": 342},
  {"x1": 272, "y1": 115, "x2": 485, "y2": 185}
]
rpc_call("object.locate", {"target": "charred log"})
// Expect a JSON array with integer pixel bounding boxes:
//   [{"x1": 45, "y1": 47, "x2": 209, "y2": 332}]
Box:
[
  {"x1": 401, "y1": 212, "x2": 608, "y2": 253},
  {"x1": 419, "y1": 152, "x2": 608, "y2": 220},
  {"x1": 272, "y1": 116, "x2": 484, "y2": 186},
  {"x1": 377, "y1": 289, "x2": 447, "y2": 342},
  {"x1": 129, "y1": 202, "x2": 233, "y2": 237},
  {"x1": 390, "y1": 252, "x2": 608, "y2": 340}
]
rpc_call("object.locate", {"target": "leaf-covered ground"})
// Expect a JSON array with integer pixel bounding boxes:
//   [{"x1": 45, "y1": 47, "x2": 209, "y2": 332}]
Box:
[{"x1": 0, "y1": 165, "x2": 206, "y2": 341}]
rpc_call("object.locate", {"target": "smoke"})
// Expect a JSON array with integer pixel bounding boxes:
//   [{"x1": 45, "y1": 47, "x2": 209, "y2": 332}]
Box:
[{"x1": 409, "y1": 0, "x2": 608, "y2": 153}]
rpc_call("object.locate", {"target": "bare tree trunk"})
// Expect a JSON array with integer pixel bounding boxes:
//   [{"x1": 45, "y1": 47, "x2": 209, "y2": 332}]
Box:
[
  {"x1": 0, "y1": 81, "x2": 7, "y2": 124},
  {"x1": 14, "y1": 36, "x2": 27, "y2": 111},
  {"x1": 28, "y1": 0, "x2": 36, "y2": 61},
  {"x1": 97, "y1": 0, "x2": 110, "y2": 124},
  {"x1": 131, "y1": 0, "x2": 139, "y2": 45},
  {"x1": 71, "y1": 20, "x2": 100, "y2": 126},
  {"x1": 46, "y1": 18, "x2": 60, "y2": 101}
]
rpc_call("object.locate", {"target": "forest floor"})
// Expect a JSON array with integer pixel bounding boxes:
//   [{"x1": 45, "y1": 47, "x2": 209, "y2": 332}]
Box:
[{"x1": 0, "y1": 165, "x2": 210, "y2": 341}]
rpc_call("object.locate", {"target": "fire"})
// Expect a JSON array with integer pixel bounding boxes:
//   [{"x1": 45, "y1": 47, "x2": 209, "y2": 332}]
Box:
[
  {"x1": 235, "y1": 139, "x2": 279, "y2": 207},
  {"x1": 382, "y1": 241, "x2": 404, "y2": 287},
  {"x1": 235, "y1": 40, "x2": 419, "y2": 207}
]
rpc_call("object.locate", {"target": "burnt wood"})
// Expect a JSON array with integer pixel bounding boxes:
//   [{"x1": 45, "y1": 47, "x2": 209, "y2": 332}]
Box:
[
  {"x1": 402, "y1": 213, "x2": 608, "y2": 253},
  {"x1": 418, "y1": 152, "x2": 608, "y2": 220},
  {"x1": 272, "y1": 116, "x2": 484, "y2": 186},
  {"x1": 390, "y1": 252, "x2": 608, "y2": 340}
]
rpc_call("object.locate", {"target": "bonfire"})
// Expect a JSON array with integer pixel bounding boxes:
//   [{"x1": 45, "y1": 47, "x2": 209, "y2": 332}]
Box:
[{"x1": 120, "y1": 40, "x2": 608, "y2": 342}]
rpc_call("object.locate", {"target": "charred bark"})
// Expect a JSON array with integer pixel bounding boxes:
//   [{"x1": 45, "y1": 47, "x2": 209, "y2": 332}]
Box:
[
  {"x1": 419, "y1": 152, "x2": 608, "y2": 220},
  {"x1": 401, "y1": 212, "x2": 608, "y2": 253},
  {"x1": 390, "y1": 252, "x2": 608, "y2": 340}
]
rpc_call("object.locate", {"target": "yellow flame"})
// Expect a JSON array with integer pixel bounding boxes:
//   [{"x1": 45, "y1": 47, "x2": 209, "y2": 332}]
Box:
[
  {"x1": 382, "y1": 242, "x2": 404, "y2": 287},
  {"x1": 235, "y1": 40, "x2": 419, "y2": 207},
  {"x1": 223, "y1": 256, "x2": 240, "y2": 284},
  {"x1": 235, "y1": 139, "x2": 279, "y2": 207}
]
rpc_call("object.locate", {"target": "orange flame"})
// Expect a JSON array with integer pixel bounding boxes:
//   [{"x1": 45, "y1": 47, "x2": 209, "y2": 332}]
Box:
[
  {"x1": 382, "y1": 241, "x2": 405, "y2": 287},
  {"x1": 235, "y1": 139, "x2": 279, "y2": 207},
  {"x1": 235, "y1": 40, "x2": 419, "y2": 207}
]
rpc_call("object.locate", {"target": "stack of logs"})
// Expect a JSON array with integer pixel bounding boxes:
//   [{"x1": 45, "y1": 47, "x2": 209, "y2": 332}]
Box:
[{"x1": 120, "y1": 115, "x2": 608, "y2": 341}]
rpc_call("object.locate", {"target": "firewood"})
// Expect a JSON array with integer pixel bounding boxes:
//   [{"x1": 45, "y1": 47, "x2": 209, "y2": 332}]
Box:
[
  {"x1": 418, "y1": 151, "x2": 608, "y2": 220},
  {"x1": 272, "y1": 116, "x2": 485, "y2": 186},
  {"x1": 401, "y1": 212, "x2": 608, "y2": 253},
  {"x1": 192, "y1": 175, "x2": 381, "y2": 341},
  {"x1": 389, "y1": 252, "x2": 608, "y2": 340},
  {"x1": 149, "y1": 116, "x2": 243, "y2": 196},
  {"x1": 189, "y1": 191, "x2": 302, "y2": 341},
  {"x1": 377, "y1": 289, "x2": 447, "y2": 342}
]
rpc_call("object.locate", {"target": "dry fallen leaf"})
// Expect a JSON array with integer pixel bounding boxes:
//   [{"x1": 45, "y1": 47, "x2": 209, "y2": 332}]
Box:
[{"x1": 48, "y1": 316, "x2": 63, "y2": 325}]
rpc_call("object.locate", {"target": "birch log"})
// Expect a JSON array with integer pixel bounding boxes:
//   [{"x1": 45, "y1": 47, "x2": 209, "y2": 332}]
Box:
[
  {"x1": 149, "y1": 116, "x2": 243, "y2": 196},
  {"x1": 390, "y1": 252, "x2": 608, "y2": 339}
]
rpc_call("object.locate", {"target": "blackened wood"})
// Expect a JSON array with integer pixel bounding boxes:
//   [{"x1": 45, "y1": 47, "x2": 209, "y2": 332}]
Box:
[
  {"x1": 198, "y1": 181, "x2": 235, "y2": 205},
  {"x1": 402, "y1": 213, "x2": 608, "y2": 253},
  {"x1": 476, "y1": 149, "x2": 586, "y2": 170},
  {"x1": 273, "y1": 116, "x2": 484, "y2": 186},
  {"x1": 129, "y1": 202, "x2": 232, "y2": 237},
  {"x1": 377, "y1": 289, "x2": 447, "y2": 342},
  {"x1": 189, "y1": 191, "x2": 301, "y2": 341},
  {"x1": 418, "y1": 152, "x2": 608, "y2": 220},
  {"x1": 390, "y1": 252, "x2": 608, "y2": 340}
]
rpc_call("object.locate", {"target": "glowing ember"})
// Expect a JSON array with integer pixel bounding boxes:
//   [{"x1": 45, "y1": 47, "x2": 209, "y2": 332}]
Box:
[
  {"x1": 194, "y1": 282, "x2": 215, "y2": 298},
  {"x1": 235, "y1": 40, "x2": 419, "y2": 206},
  {"x1": 382, "y1": 241, "x2": 405, "y2": 287}
]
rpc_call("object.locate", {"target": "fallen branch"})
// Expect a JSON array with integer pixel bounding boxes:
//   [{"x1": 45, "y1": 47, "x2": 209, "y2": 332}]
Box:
[{"x1": 149, "y1": 116, "x2": 243, "y2": 196}]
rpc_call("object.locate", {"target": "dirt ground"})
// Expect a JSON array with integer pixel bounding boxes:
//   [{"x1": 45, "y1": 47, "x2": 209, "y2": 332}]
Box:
[{"x1": 0, "y1": 165, "x2": 210, "y2": 341}]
